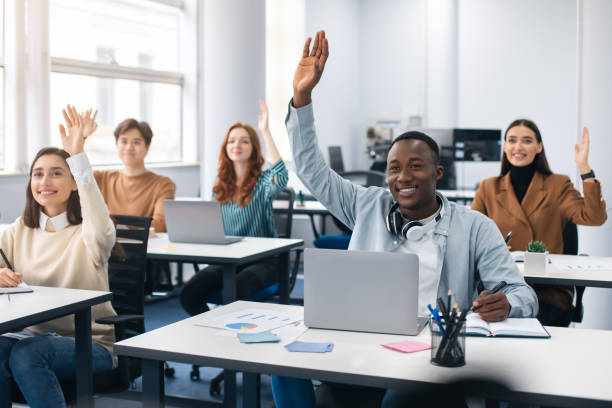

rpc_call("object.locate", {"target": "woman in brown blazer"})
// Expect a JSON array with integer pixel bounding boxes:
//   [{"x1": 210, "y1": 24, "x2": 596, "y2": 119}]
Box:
[{"x1": 472, "y1": 119, "x2": 607, "y2": 326}]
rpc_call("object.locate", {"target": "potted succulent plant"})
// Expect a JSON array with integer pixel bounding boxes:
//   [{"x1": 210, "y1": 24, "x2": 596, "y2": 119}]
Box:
[{"x1": 525, "y1": 240, "x2": 548, "y2": 273}]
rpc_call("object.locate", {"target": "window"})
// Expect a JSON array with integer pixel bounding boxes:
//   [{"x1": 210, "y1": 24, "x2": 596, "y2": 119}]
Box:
[
  {"x1": 0, "y1": 0, "x2": 5, "y2": 169},
  {"x1": 49, "y1": 0, "x2": 188, "y2": 165},
  {"x1": 265, "y1": 0, "x2": 305, "y2": 162}
]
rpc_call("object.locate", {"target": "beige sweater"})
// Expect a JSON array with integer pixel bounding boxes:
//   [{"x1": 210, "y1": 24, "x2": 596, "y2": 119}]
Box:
[
  {"x1": 0, "y1": 179, "x2": 117, "y2": 353},
  {"x1": 94, "y1": 170, "x2": 175, "y2": 232}
]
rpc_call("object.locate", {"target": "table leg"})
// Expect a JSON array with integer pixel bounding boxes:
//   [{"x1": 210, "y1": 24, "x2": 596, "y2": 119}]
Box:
[
  {"x1": 308, "y1": 214, "x2": 320, "y2": 239},
  {"x1": 243, "y1": 372, "x2": 261, "y2": 408},
  {"x1": 224, "y1": 369, "x2": 237, "y2": 408},
  {"x1": 142, "y1": 359, "x2": 164, "y2": 407},
  {"x1": 320, "y1": 214, "x2": 327, "y2": 235},
  {"x1": 222, "y1": 264, "x2": 238, "y2": 304},
  {"x1": 279, "y1": 252, "x2": 290, "y2": 305},
  {"x1": 74, "y1": 308, "x2": 93, "y2": 408},
  {"x1": 176, "y1": 262, "x2": 184, "y2": 286}
]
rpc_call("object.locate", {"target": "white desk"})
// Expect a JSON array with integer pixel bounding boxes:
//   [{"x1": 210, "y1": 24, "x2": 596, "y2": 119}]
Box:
[
  {"x1": 146, "y1": 235, "x2": 303, "y2": 407},
  {"x1": 273, "y1": 200, "x2": 331, "y2": 239},
  {"x1": 147, "y1": 234, "x2": 303, "y2": 304},
  {"x1": 0, "y1": 286, "x2": 112, "y2": 408},
  {"x1": 438, "y1": 189, "x2": 476, "y2": 201},
  {"x1": 521, "y1": 254, "x2": 612, "y2": 288},
  {"x1": 116, "y1": 301, "x2": 612, "y2": 408},
  {"x1": 273, "y1": 199, "x2": 330, "y2": 216}
]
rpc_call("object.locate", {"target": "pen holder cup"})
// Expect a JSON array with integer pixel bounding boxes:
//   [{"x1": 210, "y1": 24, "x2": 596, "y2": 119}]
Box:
[{"x1": 430, "y1": 318, "x2": 466, "y2": 367}]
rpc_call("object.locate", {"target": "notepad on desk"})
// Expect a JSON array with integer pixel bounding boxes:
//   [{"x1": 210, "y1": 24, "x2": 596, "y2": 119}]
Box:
[
  {"x1": 0, "y1": 282, "x2": 33, "y2": 294},
  {"x1": 466, "y1": 312, "x2": 550, "y2": 338}
]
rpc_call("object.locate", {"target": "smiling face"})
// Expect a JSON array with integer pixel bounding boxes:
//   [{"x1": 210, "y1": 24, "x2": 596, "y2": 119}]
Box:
[
  {"x1": 386, "y1": 139, "x2": 443, "y2": 219},
  {"x1": 30, "y1": 154, "x2": 77, "y2": 217},
  {"x1": 116, "y1": 128, "x2": 149, "y2": 167},
  {"x1": 225, "y1": 127, "x2": 254, "y2": 164},
  {"x1": 503, "y1": 125, "x2": 543, "y2": 167}
]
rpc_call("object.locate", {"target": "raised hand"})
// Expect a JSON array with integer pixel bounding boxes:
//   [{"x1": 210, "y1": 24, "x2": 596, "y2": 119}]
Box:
[
  {"x1": 80, "y1": 108, "x2": 99, "y2": 139},
  {"x1": 293, "y1": 30, "x2": 329, "y2": 108},
  {"x1": 59, "y1": 105, "x2": 86, "y2": 156},
  {"x1": 258, "y1": 99, "x2": 270, "y2": 133},
  {"x1": 574, "y1": 126, "x2": 591, "y2": 175}
]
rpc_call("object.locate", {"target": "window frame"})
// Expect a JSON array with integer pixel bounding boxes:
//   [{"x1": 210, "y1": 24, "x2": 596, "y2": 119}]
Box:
[{"x1": 1, "y1": 0, "x2": 199, "y2": 174}]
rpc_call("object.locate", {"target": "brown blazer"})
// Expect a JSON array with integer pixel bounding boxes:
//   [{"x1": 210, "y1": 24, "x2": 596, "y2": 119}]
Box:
[{"x1": 472, "y1": 171, "x2": 607, "y2": 311}]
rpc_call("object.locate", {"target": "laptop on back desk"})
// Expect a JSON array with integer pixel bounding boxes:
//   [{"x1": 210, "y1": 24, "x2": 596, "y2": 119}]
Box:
[{"x1": 163, "y1": 200, "x2": 242, "y2": 245}]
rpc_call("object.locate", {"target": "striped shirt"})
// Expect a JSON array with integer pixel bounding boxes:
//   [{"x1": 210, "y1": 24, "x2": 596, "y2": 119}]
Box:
[{"x1": 216, "y1": 159, "x2": 288, "y2": 237}]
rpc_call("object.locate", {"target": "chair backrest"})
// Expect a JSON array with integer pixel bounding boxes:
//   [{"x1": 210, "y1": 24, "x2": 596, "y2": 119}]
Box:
[
  {"x1": 328, "y1": 145, "x2": 345, "y2": 173},
  {"x1": 340, "y1": 170, "x2": 386, "y2": 188},
  {"x1": 273, "y1": 188, "x2": 295, "y2": 238},
  {"x1": 562, "y1": 221, "x2": 578, "y2": 255},
  {"x1": 109, "y1": 214, "x2": 152, "y2": 336},
  {"x1": 562, "y1": 221, "x2": 585, "y2": 323}
]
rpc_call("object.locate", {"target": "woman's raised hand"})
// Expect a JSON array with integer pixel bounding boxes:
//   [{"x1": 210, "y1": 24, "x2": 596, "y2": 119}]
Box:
[
  {"x1": 59, "y1": 105, "x2": 86, "y2": 156},
  {"x1": 574, "y1": 127, "x2": 591, "y2": 174},
  {"x1": 80, "y1": 108, "x2": 99, "y2": 139},
  {"x1": 292, "y1": 30, "x2": 329, "y2": 108},
  {"x1": 258, "y1": 99, "x2": 270, "y2": 133}
]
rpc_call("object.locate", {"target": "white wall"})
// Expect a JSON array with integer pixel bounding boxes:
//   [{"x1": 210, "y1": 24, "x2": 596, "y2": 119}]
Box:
[
  {"x1": 573, "y1": 0, "x2": 612, "y2": 330},
  {"x1": 457, "y1": 0, "x2": 578, "y2": 178},
  {"x1": 201, "y1": 0, "x2": 266, "y2": 199},
  {"x1": 302, "y1": 0, "x2": 363, "y2": 171}
]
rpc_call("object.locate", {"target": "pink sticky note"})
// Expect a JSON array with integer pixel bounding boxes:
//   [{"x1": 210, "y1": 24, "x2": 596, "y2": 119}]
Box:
[{"x1": 382, "y1": 340, "x2": 432, "y2": 353}]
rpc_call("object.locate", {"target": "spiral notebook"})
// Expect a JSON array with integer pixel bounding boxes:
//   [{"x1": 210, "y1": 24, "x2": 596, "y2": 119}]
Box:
[
  {"x1": 0, "y1": 282, "x2": 33, "y2": 294},
  {"x1": 466, "y1": 312, "x2": 550, "y2": 338}
]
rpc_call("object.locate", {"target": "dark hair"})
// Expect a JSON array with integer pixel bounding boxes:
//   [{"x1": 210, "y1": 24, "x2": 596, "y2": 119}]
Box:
[
  {"x1": 23, "y1": 147, "x2": 82, "y2": 228},
  {"x1": 500, "y1": 119, "x2": 552, "y2": 176},
  {"x1": 114, "y1": 118, "x2": 153, "y2": 146},
  {"x1": 388, "y1": 131, "x2": 440, "y2": 164}
]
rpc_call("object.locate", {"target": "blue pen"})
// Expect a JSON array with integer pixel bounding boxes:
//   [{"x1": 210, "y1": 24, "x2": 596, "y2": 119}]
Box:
[{"x1": 427, "y1": 304, "x2": 445, "y2": 335}]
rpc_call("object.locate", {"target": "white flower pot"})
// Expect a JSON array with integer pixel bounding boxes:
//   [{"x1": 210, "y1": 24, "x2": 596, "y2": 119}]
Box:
[{"x1": 525, "y1": 251, "x2": 548, "y2": 274}]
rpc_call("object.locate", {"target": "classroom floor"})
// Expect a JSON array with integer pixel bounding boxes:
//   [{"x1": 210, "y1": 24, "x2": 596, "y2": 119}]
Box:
[{"x1": 92, "y1": 270, "x2": 305, "y2": 408}]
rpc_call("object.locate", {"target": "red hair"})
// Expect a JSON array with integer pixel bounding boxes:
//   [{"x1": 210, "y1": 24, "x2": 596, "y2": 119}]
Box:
[{"x1": 213, "y1": 122, "x2": 264, "y2": 207}]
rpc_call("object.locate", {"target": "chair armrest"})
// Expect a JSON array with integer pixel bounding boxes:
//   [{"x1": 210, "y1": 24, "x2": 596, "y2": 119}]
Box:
[{"x1": 95, "y1": 314, "x2": 144, "y2": 325}]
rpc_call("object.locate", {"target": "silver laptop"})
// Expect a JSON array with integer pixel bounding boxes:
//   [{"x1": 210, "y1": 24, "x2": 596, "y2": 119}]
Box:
[
  {"x1": 163, "y1": 200, "x2": 243, "y2": 245},
  {"x1": 304, "y1": 248, "x2": 427, "y2": 335}
]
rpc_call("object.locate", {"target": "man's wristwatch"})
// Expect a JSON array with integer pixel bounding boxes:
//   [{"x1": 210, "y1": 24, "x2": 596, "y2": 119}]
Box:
[{"x1": 581, "y1": 170, "x2": 596, "y2": 180}]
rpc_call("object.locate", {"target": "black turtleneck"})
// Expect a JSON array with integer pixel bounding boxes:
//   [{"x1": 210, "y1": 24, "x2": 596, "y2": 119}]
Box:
[{"x1": 510, "y1": 161, "x2": 537, "y2": 203}]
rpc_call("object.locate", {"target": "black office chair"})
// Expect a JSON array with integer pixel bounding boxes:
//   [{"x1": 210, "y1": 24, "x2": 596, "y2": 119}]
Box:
[
  {"x1": 328, "y1": 145, "x2": 345, "y2": 174},
  {"x1": 562, "y1": 221, "x2": 587, "y2": 323},
  {"x1": 62, "y1": 215, "x2": 152, "y2": 400}
]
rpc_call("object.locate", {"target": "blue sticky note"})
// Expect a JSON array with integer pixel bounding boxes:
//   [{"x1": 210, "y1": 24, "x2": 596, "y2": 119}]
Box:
[
  {"x1": 237, "y1": 331, "x2": 280, "y2": 344},
  {"x1": 285, "y1": 341, "x2": 334, "y2": 353}
]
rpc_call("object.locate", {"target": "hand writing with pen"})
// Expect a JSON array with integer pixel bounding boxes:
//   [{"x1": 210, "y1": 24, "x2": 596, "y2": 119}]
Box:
[
  {"x1": 471, "y1": 281, "x2": 511, "y2": 322},
  {"x1": 0, "y1": 268, "x2": 22, "y2": 288},
  {"x1": 0, "y1": 248, "x2": 21, "y2": 288}
]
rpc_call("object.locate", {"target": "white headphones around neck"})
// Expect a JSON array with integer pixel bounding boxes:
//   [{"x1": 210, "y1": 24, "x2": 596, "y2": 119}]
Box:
[{"x1": 385, "y1": 198, "x2": 444, "y2": 241}]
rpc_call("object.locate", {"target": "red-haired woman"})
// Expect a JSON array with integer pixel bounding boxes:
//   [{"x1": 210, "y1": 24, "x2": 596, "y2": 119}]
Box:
[{"x1": 180, "y1": 100, "x2": 288, "y2": 315}]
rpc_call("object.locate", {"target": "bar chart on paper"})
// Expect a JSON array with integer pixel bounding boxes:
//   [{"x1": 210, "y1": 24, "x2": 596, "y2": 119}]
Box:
[{"x1": 195, "y1": 308, "x2": 304, "y2": 334}]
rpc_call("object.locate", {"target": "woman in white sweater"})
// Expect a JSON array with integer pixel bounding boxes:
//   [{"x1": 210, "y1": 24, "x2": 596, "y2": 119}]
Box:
[{"x1": 0, "y1": 106, "x2": 117, "y2": 408}]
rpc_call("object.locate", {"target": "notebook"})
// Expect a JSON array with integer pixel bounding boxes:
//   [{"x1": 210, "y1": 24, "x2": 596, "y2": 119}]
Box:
[
  {"x1": 163, "y1": 200, "x2": 243, "y2": 245},
  {"x1": 304, "y1": 248, "x2": 427, "y2": 335},
  {"x1": 466, "y1": 312, "x2": 550, "y2": 338},
  {"x1": 0, "y1": 282, "x2": 33, "y2": 294}
]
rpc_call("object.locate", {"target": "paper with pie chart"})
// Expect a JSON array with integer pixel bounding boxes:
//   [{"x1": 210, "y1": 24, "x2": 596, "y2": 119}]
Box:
[{"x1": 195, "y1": 308, "x2": 304, "y2": 334}]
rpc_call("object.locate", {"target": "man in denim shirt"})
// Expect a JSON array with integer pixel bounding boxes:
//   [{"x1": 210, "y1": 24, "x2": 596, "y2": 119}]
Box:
[{"x1": 272, "y1": 31, "x2": 538, "y2": 408}]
